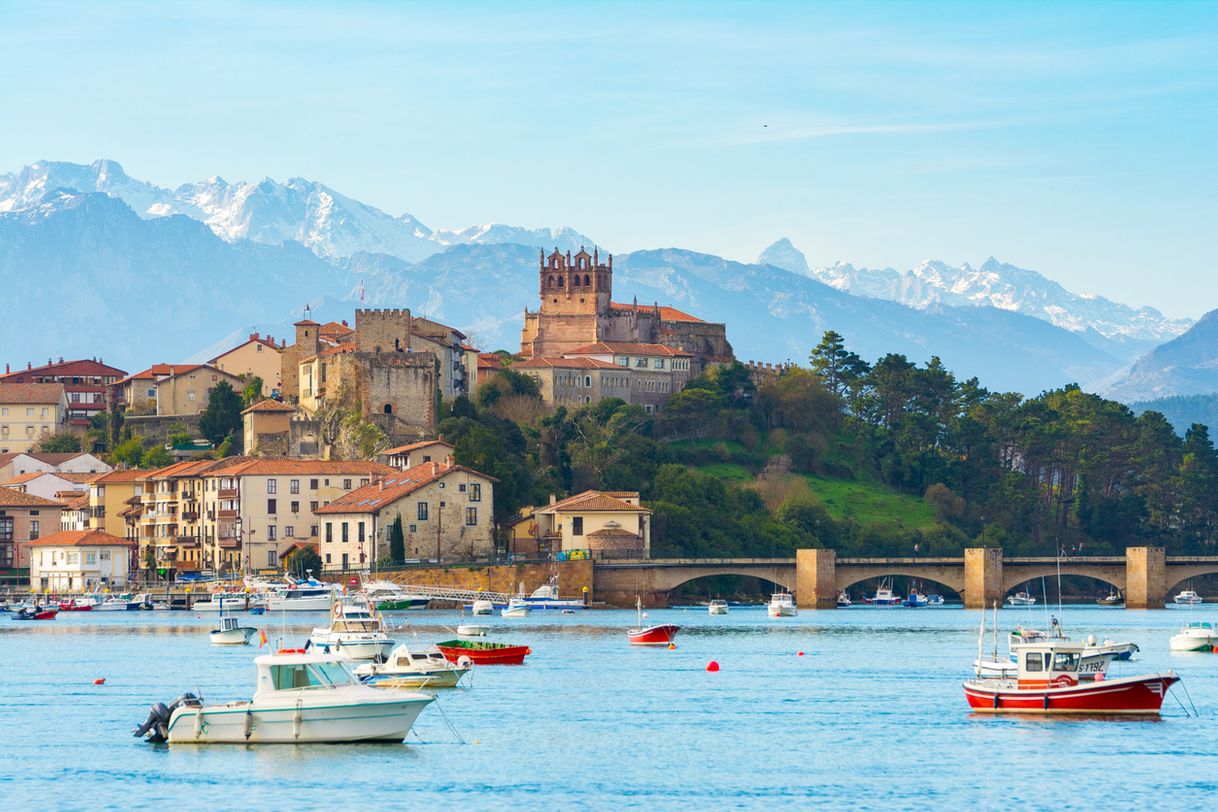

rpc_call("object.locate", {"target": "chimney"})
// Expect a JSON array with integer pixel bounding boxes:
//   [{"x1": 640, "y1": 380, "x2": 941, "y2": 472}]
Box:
[
  {"x1": 341, "y1": 319, "x2": 348, "y2": 327},
  {"x1": 27, "y1": 362, "x2": 32, "y2": 370},
  {"x1": 431, "y1": 461, "x2": 439, "y2": 476},
  {"x1": 4, "y1": 364, "x2": 8, "y2": 374},
  {"x1": 378, "y1": 479, "x2": 384, "y2": 491},
  {"x1": 549, "y1": 493, "x2": 557, "y2": 506},
  {"x1": 249, "y1": 332, "x2": 258, "y2": 341},
  {"x1": 445, "y1": 456, "x2": 454, "y2": 470}
]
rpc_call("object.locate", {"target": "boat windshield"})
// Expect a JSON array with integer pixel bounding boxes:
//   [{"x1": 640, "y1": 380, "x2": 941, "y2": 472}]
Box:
[
  {"x1": 1051, "y1": 652, "x2": 1080, "y2": 672},
  {"x1": 271, "y1": 661, "x2": 354, "y2": 690}
]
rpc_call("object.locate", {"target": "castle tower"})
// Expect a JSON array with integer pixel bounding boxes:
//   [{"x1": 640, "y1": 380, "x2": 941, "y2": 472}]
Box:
[
  {"x1": 355, "y1": 308, "x2": 413, "y2": 354},
  {"x1": 538, "y1": 245, "x2": 612, "y2": 317}
]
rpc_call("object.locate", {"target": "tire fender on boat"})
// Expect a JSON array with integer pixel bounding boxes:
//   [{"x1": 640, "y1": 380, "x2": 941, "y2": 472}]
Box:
[
  {"x1": 243, "y1": 709, "x2": 253, "y2": 740},
  {"x1": 292, "y1": 700, "x2": 303, "y2": 740},
  {"x1": 193, "y1": 706, "x2": 204, "y2": 740}
]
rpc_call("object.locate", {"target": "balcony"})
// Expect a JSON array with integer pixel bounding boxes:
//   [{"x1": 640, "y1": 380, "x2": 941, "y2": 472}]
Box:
[
  {"x1": 182, "y1": 511, "x2": 199, "y2": 522},
  {"x1": 175, "y1": 536, "x2": 200, "y2": 547},
  {"x1": 219, "y1": 539, "x2": 241, "y2": 550},
  {"x1": 218, "y1": 488, "x2": 238, "y2": 499},
  {"x1": 217, "y1": 509, "x2": 238, "y2": 520},
  {"x1": 219, "y1": 524, "x2": 239, "y2": 539}
]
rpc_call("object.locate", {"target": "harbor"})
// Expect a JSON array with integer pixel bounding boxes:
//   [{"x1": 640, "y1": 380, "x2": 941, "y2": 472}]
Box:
[{"x1": 4, "y1": 603, "x2": 1217, "y2": 806}]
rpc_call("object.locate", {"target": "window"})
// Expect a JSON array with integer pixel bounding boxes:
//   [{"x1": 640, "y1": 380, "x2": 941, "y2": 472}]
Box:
[
  {"x1": 290, "y1": 501, "x2": 299, "y2": 513},
  {"x1": 341, "y1": 553, "x2": 349, "y2": 569},
  {"x1": 1052, "y1": 652, "x2": 1080, "y2": 672},
  {"x1": 359, "y1": 478, "x2": 369, "y2": 487},
  {"x1": 310, "y1": 501, "x2": 318, "y2": 512},
  {"x1": 408, "y1": 524, "x2": 416, "y2": 533},
  {"x1": 267, "y1": 526, "x2": 277, "y2": 541},
  {"x1": 26, "y1": 407, "x2": 34, "y2": 416},
  {"x1": 290, "y1": 479, "x2": 300, "y2": 494},
  {"x1": 267, "y1": 499, "x2": 277, "y2": 515},
  {"x1": 187, "y1": 391, "x2": 196, "y2": 401},
  {"x1": 584, "y1": 376, "x2": 592, "y2": 388},
  {"x1": 310, "y1": 479, "x2": 319, "y2": 490},
  {"x1": 341, "y1": 522, "x2": 349, "y2": 543},
  {"x1": 635, "y1": 358, "x2": 647, "y2": 368},
  {"x1": 459, "y1": 484, "x2": 466, "y2": 492},
  {"x1": 285, "y1": 526, "x2": 295, "y2": 538},
  {"x1": 68, "y1": 552, "x2": 79, "y2": 564},
  {"x1": 267, "y1": 479, "x2": 277, "y2": 494},
  {"x1": 469, "y1": 483, "x2": 481, "y2": 502},
  {"x1": 99, "y1": 551, "x2": 111, "y2": 561},
  {"x1": 1025, "y1": 652, "x2": 1044, "y2": 672},
  {"x1": 86, "y1": 552, "x2": 96, "y2": 564},
  {"x1": 357, "y1": 522, "x2": 365, "y2": 542},
  {"x1": 343, "y1": 479, "x2": 352, "y2": 489},
  {"x1": 267, "y1": 550, "x2": 278, "y2": 568},
  {"x1": 325, "y1": 523, "x2": 333, "y2": 543},
  {"x1": 654, "y1": 358, "x2": 665, "y2": 369},
  {"x1": 417, "y1": 502, "x2": 429, "y2": 521},
  {"x1": 147, "y1": 387, "x2": 156, "y2": 398},
  {"x1": 325, "y1": 553, "x2": 332, "y2": 564},
  {"x1": 617, "y1": 357, "x2": 628, "y2": 367},
  {"x1": 465, "y1": 507, "x2": 477, "y2": 526},
  {"x1": 310, "y1": 525, "x2": 318, "y2": 537},
  {"x1": 29, "y1": 520, "x2": 39, "y2": 540}
]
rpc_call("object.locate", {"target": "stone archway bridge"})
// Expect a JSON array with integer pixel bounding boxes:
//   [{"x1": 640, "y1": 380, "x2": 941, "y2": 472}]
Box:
[{"x1": 592, "y1": 548, "x2": 1218, "y2": 609}]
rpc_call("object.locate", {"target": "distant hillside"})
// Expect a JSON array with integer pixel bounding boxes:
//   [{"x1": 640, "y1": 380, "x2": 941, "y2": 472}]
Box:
[
  {"x1": 1106, "y1": 309, "x2": 1218, "y2": 402},
  {"x1": 1131, "y1": 393, "x2": 1218, "y2": 435}
]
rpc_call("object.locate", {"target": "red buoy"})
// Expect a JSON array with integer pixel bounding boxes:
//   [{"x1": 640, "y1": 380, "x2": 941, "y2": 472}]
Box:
[
  {"x1": 706, "y1": 660, "x2": 720, "y2": 672},
  {"x1": 797, "y1": 651, "x2": 805, "y2": 656},
  {"x1": 93, "y1": 678, "x2": 105, "y2": 685}
]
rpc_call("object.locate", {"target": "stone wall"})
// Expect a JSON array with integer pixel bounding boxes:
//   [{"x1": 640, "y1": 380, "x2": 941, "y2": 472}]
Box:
[
  {"x1": 123, "y1": 413, "x2": 202, "y2": 443},
  {"x1": 321, "y1": 558, "x2": 595, "y2": 601}
]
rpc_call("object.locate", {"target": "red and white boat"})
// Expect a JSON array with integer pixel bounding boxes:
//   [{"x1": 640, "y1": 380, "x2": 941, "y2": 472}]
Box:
[
  {"x1": 627, "y1": 598, "x2": 680, "y2": 646},
  {"x1": 964, "y1": 639, "x2": 1178, "y2": 715}
]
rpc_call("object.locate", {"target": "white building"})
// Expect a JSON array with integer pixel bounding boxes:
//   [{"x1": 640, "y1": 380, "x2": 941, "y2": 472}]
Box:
[{"x1": 28, "y1": 529, "x2": 136, "y2": 591}]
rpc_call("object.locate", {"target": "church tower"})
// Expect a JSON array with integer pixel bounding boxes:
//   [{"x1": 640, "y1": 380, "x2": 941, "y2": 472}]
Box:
[{"x1": 538, "y1": 246, "x2": 612, "y2": 317}]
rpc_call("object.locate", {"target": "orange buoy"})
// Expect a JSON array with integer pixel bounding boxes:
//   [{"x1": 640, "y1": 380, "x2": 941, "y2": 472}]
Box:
[
  {"x1": 667, "y1": 643, "x2": 676, "y2": 650},
  {"x1": 797, "y1": 651, "x2": 805, "y2": 656},
  {"x1": 93, "y1": 678, "x2": 105, "y2": 685},
  {"x1": 706, "y1": 660, "x2": 720, "y2": 672}
]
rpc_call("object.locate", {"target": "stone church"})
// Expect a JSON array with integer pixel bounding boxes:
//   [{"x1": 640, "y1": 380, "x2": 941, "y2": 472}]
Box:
[{"x1": 520, "y1": 247, "x2": 732, "y2": 375}]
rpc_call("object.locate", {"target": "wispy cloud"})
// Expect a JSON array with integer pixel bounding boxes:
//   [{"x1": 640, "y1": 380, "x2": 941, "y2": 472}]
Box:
[{"x1": 706, "y1": 118, "x2": 1009, "y2": 147}]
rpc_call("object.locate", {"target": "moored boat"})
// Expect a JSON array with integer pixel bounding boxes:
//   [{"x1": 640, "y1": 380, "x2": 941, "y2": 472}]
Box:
[
  {"x1": 470, "y1": 598, "x2": 495, "y2": 616},
  {"x1": 521, "y1": 577, "x2": 585, "y2": 610},
  {"x1": 964, "y1": 639, "x2": 1179, "y2": 714},
  {"x1": 863, "y1": 579, "x2": 902, "y2": 606},
  {"x1": 265, "y1": 576, "x2": 340, "y2": 612},
  {"x1": 210, "y1": 615, "x2": 258, "y2": 646},
  {"x1": 457, "y1": 624, "x2": 490, "y2": 637},
  {"x1": 501, "y1": 597, "x2": 531, "y2": 618},
  {"x1": 362, "y1": 581, "x2": 430, "y2": 611},
  {"x1": 436, "y1": 639, "x2": 532, "y2": 665},
  {"x1": 1170, "y1": 621, "x2": 1217, "y2": 652},
  {"x1": 708, "y1": 599, "x2": 729, "y2": 615},
  {"x1": 627, "y1": 597, "x2": 680, "y2": 644},
  {"x1": 133, "y1": 650, "x2": 433, "y2": 743},
  {"x1": 307, "y1": 596, "x2": 395, "y2": 660},
  {"x1": 12, "y1": 605, "x2": 58, "y2": 620},
  {"x1": 1097, "y1": 589, "x2": 1123, "y2": 606},
  {"x1": 836, "y1": 591, "x2": 852, "y2": 608},
  {"x1": 904, "y1": 590, "x2": 928, "y2": 608},
  {"x1": 1006, "y1": 590, "x2": 1036, "y2": 607},
  {"x1": 767, "y1": 591, "x2": 798, "y2": 616},
  {"x1": 1174, "y1": 589, "x2": 1204, "y2": 606},
  {"x1": 355, "y1": 643, "x2": 472, "y2": 688}
]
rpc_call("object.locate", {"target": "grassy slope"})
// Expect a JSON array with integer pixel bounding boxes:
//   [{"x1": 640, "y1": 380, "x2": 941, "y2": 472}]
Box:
[{"x1": 797, "y1": 474, "x2": 937, "y2": 530}]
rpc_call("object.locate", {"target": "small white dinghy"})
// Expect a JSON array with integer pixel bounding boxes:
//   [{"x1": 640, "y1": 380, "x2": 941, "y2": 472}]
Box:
[
  {"x1": 457, "y1": 624, "x2": 490, "y2": 637},
  {"x1": 501, "y1": 597, "x2": 531, "y2": 618},
  {"x1": 767, "y1": 592, "x2": 797, "y2": 617},
  {"x1": 708, "y1": 599, "x2": 729, "y2": 616},
  {"x1": 133, "y1": 650, "x2": 433, "y2": 743},
  {"x1": 354, "y1": 643, "x2": 472, "y2": 689},
  {"x1": 471, "y1": 599, "x2": 495, "y2": 616},
  {"x1": 210, "y1": 615, "x2": 257, "y2": 646}
]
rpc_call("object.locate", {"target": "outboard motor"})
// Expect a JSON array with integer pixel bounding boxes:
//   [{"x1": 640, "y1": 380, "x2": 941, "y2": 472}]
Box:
[{"x1": 133, "y1": 692, "x2": 202, "y2": 743}]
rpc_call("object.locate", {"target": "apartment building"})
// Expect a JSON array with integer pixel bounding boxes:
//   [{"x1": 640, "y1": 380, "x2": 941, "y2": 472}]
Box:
[
  {"x1": 0, "y1": 358, "x2": 126, "y2": 427},
  {"x1": 114, "y1": 363, "x2": 245, "y2": 416},
  {"x1": 0, "y1": 486, "x2": 64, "y2": 569},
  {"x1": 0, "y1": 383, "x2": 68, "y2": 453}
]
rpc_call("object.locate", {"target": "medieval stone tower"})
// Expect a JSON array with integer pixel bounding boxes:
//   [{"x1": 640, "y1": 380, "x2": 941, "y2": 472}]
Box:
[{"x1": 538, "y1": 246, "x2": 612, "y2": 316}]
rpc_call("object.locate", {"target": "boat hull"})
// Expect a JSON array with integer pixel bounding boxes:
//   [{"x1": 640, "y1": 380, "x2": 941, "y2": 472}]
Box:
[
  {"x1": 209, "y1": 627, "x2": 257, "y2": 645},
  {"x1": 767, "y1": 605, "x2": 798, "y2": 616},
  {"x1": 265, "y1": 596, "x2": 333, "y2": 612},
  {"x1": 708, "y1": 605, "x2": 729, "y2": 615},
  {"x1": 1170, "y1": 633, "x2": 1217, "y2": 652},
  {"x1": 165, "y1": 694, "x2": 433, "y2": 743},
  {"x1": 364, "y1": 666, "x2": 470, "y2": 689},
  {"x1": 627, "y1": 624, "x2": 681, "y2": 645},
  {"x1": 437, "y1": 640, "x2": 531, "y2": 665},
  {"x1": 963, "y1": 673, "x2": 1178, "y2": 714},
  {"x1": 373, "y1": 598, "x2": 430, "y2": 611}
]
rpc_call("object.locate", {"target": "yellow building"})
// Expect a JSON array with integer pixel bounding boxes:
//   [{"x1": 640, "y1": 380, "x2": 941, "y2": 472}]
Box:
[
  {"x1": 315, "y1": 460, "x2": 496, "y2": 571},
  {"x1": 114, "y1": 363, "x2": 246, "y2": 416},
  {"x1": 0, "y1": 383, "x2": 68, "y2": 453},
  {"x1": 532, "y1": 490, "x2": 652, "y2": 559},
  {"x1": 86, "y1": 469, "x2": 147, "y2": 541},
  {"x1": 209, "y1": 332, "x2": 285, "y2": 396}
]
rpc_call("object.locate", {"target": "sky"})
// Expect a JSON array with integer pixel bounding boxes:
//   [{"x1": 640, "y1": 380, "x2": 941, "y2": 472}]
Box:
[{"x1": 1, "y1": 0, "x2": 1215, "y2": 318}]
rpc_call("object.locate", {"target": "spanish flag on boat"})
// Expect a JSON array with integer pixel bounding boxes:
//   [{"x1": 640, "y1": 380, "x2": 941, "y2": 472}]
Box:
[{"x1": 258, "y1": 629, "x2": 268, "y2": 647}]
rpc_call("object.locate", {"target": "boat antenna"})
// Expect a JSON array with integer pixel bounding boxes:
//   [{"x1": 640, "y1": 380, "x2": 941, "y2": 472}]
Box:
[
  {"x1": 992, "y1": 600, "x2": 999, "y2": 664},
  {"x1": 975, "y1": 606, "x2": 986, "y2": 677},
  {"x1": 1056, "y1": 544, "x2": 1064, "y2": 632}
]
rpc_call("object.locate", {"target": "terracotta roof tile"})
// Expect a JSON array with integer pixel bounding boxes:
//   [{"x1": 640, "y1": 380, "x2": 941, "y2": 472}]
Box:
[
  {"x1": 0, "y1": 359, "x2": 126, "y2": 380},
  {"x1": 315, "y1": 461, "x2": 493, "y2": 515},
  {"x1": 206, "y1": 459, "x2": 394, "y2": 477},
  {"x1": 0, "y1": 486, "x2": 65, "y2": 508},
  {"x1": 564, "y1": 342, "x2": 692, "y2": 357},
  {"x1": 382, "y1": 440, "x2": 453, "y2": 456},
  {"x1": 609, "y1": 302, "x2": 705, "y2": 323},
  {"x1": 536, "y1": 489, "x2": 649, "y2": 514},
  {"x1": 27, "y1": 529, "x2": 136, "y2": 548},
  {"x1": 514, "y1": 356, "x2": 620, "y2": 370},
  {"x1": 0, "y1": 382, "x2": 66, "y2": 404},
  {"x1": 241, "y1": 399, "x2": 297, "y2": 415}
]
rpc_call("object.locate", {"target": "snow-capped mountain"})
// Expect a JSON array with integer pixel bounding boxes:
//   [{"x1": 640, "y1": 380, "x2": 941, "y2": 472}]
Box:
[
  {"x1": 758, "y1": 239, "x2": 1192, "y2": 347},
  {"x1": 0, "y1": 159, "x2": 596, "y2": 263}
]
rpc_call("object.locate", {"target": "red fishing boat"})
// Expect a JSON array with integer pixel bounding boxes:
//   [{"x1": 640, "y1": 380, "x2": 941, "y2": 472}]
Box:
[
  {"x1": 58, "y1": 598, "x2": 94, "y2": 611},
  {"x1": 626, "y1": 598, "x2": 680, "y2": 646},
  {"x1": 964, "y1": 639, "x2": 1178, "y2": 715},
  {"x1": 436, "y1": 639, "x2": 531, "y2": 665},
  {"x1": 13, "y1": 606, "x2": 59, "y2": 620}
]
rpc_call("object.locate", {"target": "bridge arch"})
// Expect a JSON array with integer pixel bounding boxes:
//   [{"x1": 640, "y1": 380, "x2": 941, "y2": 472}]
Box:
[
  {"x1": 836, "y1": 568, "x2": 965, "y2": 597},
  {"x1": 1165, "y1": 566, "x2": 1218, "y2": 597},
  {"x1": 661, "y1": 570, "x2": 795, "y2": 594},
  {"x1": 1001, "y1": 566, "x2": 1125, "y2": 597}
]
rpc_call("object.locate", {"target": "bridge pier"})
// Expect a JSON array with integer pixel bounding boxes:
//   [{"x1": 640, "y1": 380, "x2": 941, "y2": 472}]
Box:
[
  {"x1": 1125, "y1": 547, "x2": 1166, "y2": 609},
  {"x1": 795, "y1": 548, "x2": 837, "y2": 609},
  {"x1": 964, "y1": 547, "x2": 1003, "y2": 609}
]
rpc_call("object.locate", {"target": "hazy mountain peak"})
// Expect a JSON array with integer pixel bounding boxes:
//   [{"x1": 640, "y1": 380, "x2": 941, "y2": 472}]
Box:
[{"x1": 758, "y1": 238, "x2": 810, "y2": 275}]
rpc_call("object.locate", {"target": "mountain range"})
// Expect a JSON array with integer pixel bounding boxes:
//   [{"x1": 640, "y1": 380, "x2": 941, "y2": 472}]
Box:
[{"x1": 0, "y1": 159, "x2": 1211, "y2": 401}]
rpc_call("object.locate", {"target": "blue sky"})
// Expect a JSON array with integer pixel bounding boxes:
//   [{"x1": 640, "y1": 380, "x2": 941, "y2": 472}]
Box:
[{"x1": 1, "y1": 1, "x2": 1215, "y2": 317}]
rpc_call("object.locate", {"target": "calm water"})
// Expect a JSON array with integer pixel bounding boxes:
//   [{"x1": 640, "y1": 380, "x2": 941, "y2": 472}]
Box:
[{"x1": 2, "y1": 604, "x2": 1217, "y2": 809}]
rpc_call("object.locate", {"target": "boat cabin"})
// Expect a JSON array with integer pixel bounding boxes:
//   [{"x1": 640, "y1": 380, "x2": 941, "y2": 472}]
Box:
[
  {"x1": 1013, "y1": 640, "x2": 1083, "y2": 689},
  {"x1": 255, "y1": 653, "x2": 359, "y2": 696}
]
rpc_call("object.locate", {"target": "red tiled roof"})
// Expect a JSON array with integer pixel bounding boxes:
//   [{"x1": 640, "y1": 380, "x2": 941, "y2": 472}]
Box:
[
  {"x1": 27, "y1": 529, "x2": 136, "y2": 548},
  {"x1": 318, "y1": 321, "x2": 354, "y2": 340},
  {"x1": 1, "y1": 471, "x2": 52, "y2": 485},
  {"x1": 316, "y1": 461, "x2": 494, "y2": 515},
  {"x1": 565, "y1": 342, "x2": 692, "y2": 358},
  {"x1": 208, "y1": 335, "x2": 283, "y2": 363},
  {"x1": 514, "y1": 356, "x2": 620, "y2": 370},
  {"x1": 91, "y1": 469, "x2": 151, "y2": 484},
  {"x1": 382, "y1": 440, "x2": 454, "y2": 456},
  {"x1": 242, "y1": 399, "x2": 297, "y2": 415},
  {"x1": 609, "y1": 301, "x2": 705, "y2": 323},
  {"x1": 0, "y1": 358, "x2": 127, "y2": 380},
  {"x1": 293, "y1": 319, "x2": 320, "y2": 327},
  {"x1": 0, "y1": 486, "x2": 65, "y2": 508},
  {"x1": 535, "y1": 489, "x2": 649, "y2": 515},
  {"x1": 0, "y1": 382, "x2": 66, "y2": 404},
  {"x1": 114, "y1": 363, "x2": 205, "y2": 386},
  {"x1": 206, "y1": 459, "x2": 394, "y2": 477}
]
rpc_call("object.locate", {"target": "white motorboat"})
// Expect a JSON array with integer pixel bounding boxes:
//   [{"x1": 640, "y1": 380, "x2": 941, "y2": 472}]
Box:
[
  {"x1": 210, "y1": 615, "x2": 258, "y2": 646},
  {"x1": 362, "y1": 581, "x2": 430, "y2": 611},
  {"x1": 265, "y1": 577, "x2": 339, "y2": 612},
  {"x1": 93, "y1": 594, "x2": 139, "y2": 611},
  {"x1": 1097, "y1": 589, "x2": 1123, "y2": 606},
  {"x1": 457, "y1": 624, "x2": 489, "y2": 637},
  {"x1": 925, "y1": 594, "x2": 945, "y2": 606},
  {"x1": 308, "y1": 597, "x2": 396, "y2": 660},
  {"x1": 1009, "y1": 627, "x2": 1139, "y2": 668},
  {"x1": 767, "y1": 592, "x2": 797, "y2": 617},
  {"x1": 470, "y1": 598, "x2": 495, "y2": 616},
  {"x1": 521, "y1": 577, "x2": 585, "y2": 610},
  {"x1": 1170, "y1": 621, "x2": 1217, "y2": 652},
  {"x1": 354, "y1": 643, "x2": 472, "y2": 689},
  {"x1": 708, "y1": 599, "x2": 729, "y2": 615},
  {"x1": 836, "y1": 591, "x2": 852, "y2": 608},
  {"x1": 133, "y1": 650, "x2": 433, "y2": 743},
  {"x1": 193, "y1": 593, "x2": 260, "y2": 612},
  {"x1": 1174, "y1": 590, "x2": 1204, "y2": 606},
  {"x1": 501, "y1": 597, "x2": 531, "y2": 618},
  {"x1": 865, "y1": 583, "x2": 903, "y2": 606},
  {"x1": 1007, "y1": 591, "x2": 1036, "y2": 606}
]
